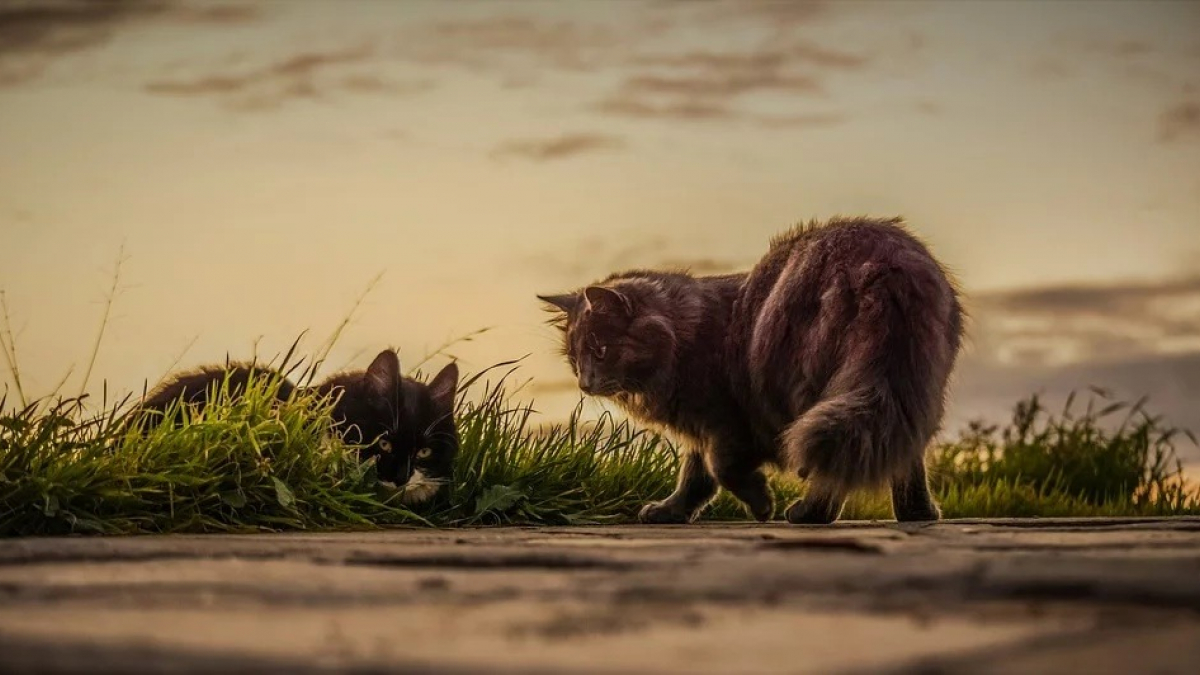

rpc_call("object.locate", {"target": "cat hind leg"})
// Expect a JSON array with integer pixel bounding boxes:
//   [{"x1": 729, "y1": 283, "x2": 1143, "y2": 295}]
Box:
[
  {"x1": 784, "y1": 476, "x2": 846, "y2": 525},
  {"x1": 891, "y1": 456, "x2": 940, "y2": 522}
]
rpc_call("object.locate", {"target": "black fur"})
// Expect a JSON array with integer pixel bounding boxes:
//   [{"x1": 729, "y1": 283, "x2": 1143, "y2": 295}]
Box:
[{"x1": 138, "y1": 350, "x2": 460, "y2": 503}]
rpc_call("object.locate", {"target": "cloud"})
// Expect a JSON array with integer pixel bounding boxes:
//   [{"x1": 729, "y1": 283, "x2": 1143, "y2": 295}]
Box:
[
  {"x1": 338, "y1": 73, "x2": 432, "y2": 96},
  {"x1": 619, "y1": 69, "x2": 824, "y2": 99},
  {"x1": 914, "y1": 99, "x2": 943, "y2": 116},
  {"x1": 1030, "y1": 31, "x2": 1197, "y2": 141},
  {"x1": 1027, "y1": 56, "x2": 1073, "y2": 81},
  {"x1": 1080, "y1": 37, "x2": 1155, "y2": 60},
  {"x1": 757, "y1": 112, "x2": 847, "y2": 129},
  {"x1": 968, "y1": 274, "x2": 1200, "y2": 368},
  {"x1": 593, "y1": 96, "x2": 735, "y2": 121},
  {"x1": 680, "y1": 0, "x2": 835, "y2": 28},
  {"x1": 392, "y1": 15, "x2": 664, "y2": 74},
  {"x1": 385, "y1": 7, "x2": 869, "y2": 127},
  {"x1": 596, "y1": 40, "x2": 869, "y2": 124},
  {"x1": 0, "y1": 0, "x2": 152, "y2": 55},
  {"x1": 144, "y1": 44, "x2": 432, "y2": 111},
  {"x1": 142, "y1": 10, "x2": 659, "y2": 112},
  {"x1": 632, "y1": 45, "x2": 867, "y2": 74},
  {"x1": 490, "y1": 133, "x2": 626, "y2": 162},
  {"x1": 389, "y1": 4, "x2": 848, "y2": 78},
  {"x1": 1157, "y1": 100, "x2": 1200, "y2": 143},
  {"x1": 0, "y1": 0, "x2": 257, "y2": 86},
  {"x1": 974, "y1": 275, "x2": 1200, "y2": 315},
  {"x1": 936, "y1": 271, "x2": 1200, "y2": 455},
  {"x1": 135, "y1": 10, "x2": 656, "y2": 113}
]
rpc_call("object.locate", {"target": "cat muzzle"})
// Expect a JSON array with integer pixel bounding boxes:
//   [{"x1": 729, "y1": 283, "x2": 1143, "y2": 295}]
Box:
[{"x1": 580, "y1": 380, "x2": 619, "y2": 397}]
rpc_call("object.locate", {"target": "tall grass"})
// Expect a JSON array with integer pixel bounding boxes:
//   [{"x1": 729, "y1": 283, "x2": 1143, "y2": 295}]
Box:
[
  {"x1": 2, "y1": 358, "x2": 1197, "y2": 536},
  {"x1": 925, "y1": 390, "x2": 1200, "y2": 518},
  {"x1": 0, "y1": 374, "x2": 421, "y2": 536},
  {"x1": 434, "y1": 374, "x2": 678, "y2": 526},
  {"x1": 1, "y1": 258, "x2": 1197, "y2": 535},
  {"x1": 0, "y1": 262, "x2": 429, "y2": 536}
]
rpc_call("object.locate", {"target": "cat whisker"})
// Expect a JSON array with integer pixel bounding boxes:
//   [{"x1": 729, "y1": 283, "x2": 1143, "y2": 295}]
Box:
[
  {"x1": 398, "y1": 471, "x2": 446, "y2": 505},
  {"x1": 422, "y1": 411, "x2": 457, "y2": 437}
]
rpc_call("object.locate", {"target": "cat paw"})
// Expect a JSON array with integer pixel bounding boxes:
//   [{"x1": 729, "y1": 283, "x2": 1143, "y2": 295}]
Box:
[
  {"x1": 895, "y1": 501, "x2": 941, "y2": 523},
  {"x1": 784, "y1": 498, "x2": 841, "y2": 525},
  {"x1": 745, "y1": 497, "x2": 775, "y2": 523},
  {"x1": 638, "y1": 501, "x2": 690, "y2": 524}
]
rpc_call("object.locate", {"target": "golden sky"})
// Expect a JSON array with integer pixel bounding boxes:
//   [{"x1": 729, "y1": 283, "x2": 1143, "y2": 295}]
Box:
[{"x1": 1, "y1": 0, "x2": 1198, "y2": 459}]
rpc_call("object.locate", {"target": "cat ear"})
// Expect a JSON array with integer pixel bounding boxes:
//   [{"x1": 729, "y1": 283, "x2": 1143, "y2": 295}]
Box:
[
  {"x1": 537, "y1": 292, "x2": 580, "y2": 314},
  {"x1": 428, "y1": 361, "x2": 459, "y2": 412},
  {"x1": 583, "y1": 286, "x2": 632, "y2": 316},
  {"x1": 364, "y1": 349, "x2": 401, "y2": 397}
]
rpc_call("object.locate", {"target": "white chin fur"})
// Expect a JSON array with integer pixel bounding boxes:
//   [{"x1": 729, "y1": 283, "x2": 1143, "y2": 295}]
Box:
[{"x1": 399, "y1": 469, "x2": 442, "y2": 505}]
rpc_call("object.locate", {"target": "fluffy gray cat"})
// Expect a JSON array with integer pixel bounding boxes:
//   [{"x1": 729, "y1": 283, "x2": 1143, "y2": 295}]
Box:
[{"x1": 539, "y1": 216, "x2": 964, "y2": 524}]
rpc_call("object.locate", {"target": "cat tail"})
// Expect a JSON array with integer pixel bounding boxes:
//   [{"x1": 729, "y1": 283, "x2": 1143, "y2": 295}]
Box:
[
  {"x1": 781, "y1": 385, "x2": 912, "y2": 492},
  {"x1": 780, "y1": 263, "x2": 959, "y2": 493}
]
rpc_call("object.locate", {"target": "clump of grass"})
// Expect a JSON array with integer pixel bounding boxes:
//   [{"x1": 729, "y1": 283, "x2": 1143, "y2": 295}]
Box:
[
  {"x1": 447, "y1": 380, "x2": 1200, "y2": 523},
  {"x1": 433, "y1": 374, "x2": 677, "y2": 526},
  {"x1": 2, "y1": 363, "x2": 1198, "y2": 536},
  {"x1": 2, "y1": 253, "x2": 1198, "y2": 533},
  {"x1": 0, "y1": 370, "x2": 421, "y2": 536},
  {"x1": 926, "y1": 389, "x2": 1200, "y2": 518},
  {"x1": 0, "y1": 342, "x2": 687, "y2": 534}
]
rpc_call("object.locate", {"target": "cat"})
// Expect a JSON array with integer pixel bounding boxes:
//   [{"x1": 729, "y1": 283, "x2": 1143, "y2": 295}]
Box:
[
  {"x1": 539, "y1": 216, "x2": 964, "y2": 525},
  {"x1": 137, "y1": 349, "x2": 460, "y2": 505}
]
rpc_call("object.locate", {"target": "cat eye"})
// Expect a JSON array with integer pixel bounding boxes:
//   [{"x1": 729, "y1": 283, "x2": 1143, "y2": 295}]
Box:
[
  {"x1": 592, "y1": 344, "x2": 608, "y2": 360},
  {"x1": 416, "y1": 447, "x2": 433, "y2": 460},
  {"x1": 378, "y1": 439, "x2": 393, "y2": 453}
]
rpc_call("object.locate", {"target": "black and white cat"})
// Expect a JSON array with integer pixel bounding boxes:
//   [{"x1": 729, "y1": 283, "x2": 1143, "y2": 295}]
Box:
[{"x1": 139, "y1": 349, "x2": 459, "y2": 505}]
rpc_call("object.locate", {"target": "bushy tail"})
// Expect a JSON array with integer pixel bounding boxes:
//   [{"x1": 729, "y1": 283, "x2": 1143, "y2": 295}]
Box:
[
  {"x1": 782, "y1": 266, "x2": 959, "y2": 492},
  {"x1": 782, "y1": 385, "x2": 912, "y2": 490}
]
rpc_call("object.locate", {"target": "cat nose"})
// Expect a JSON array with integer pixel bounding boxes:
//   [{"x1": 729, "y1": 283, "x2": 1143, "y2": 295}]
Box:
[{"x1": 578, "y1": 373, "x2": 594, "y2": 394}]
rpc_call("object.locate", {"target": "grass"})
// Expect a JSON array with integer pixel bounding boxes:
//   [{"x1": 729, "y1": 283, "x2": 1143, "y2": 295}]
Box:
[
  {"x1": 0, "y1": 375, "x2": 419, "y2": 536},
  {"x1": 2, "y1": 355, "x2": 1198, "y2": 536},
  {"x1": 1, "y1": 257, "x2": 1197, "y2": 536}
]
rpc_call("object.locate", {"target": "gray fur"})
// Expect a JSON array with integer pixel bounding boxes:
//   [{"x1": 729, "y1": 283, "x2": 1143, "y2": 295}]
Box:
[{"x1": 540, "y1": 216, "x2": 965, "y2": 524}]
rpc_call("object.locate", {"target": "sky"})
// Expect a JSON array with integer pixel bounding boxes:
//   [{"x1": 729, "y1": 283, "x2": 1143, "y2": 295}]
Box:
[{"x1": 1, "y1": 0, "x2": 1198, "y2": 461}]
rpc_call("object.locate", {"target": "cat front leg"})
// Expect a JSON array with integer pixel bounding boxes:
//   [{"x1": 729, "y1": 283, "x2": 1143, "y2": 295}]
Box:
[{"x1": 639, "y1": 449, "x2": 717, "y2": 524}]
